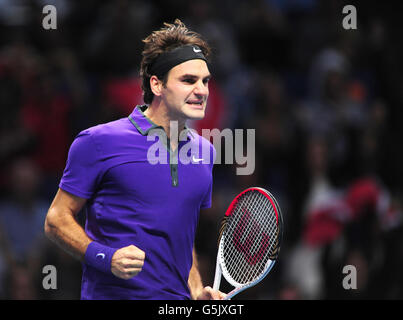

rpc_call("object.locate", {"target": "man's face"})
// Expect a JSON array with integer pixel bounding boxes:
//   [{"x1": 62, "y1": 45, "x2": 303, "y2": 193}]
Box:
[{"x1": 161, "y1": 59, "x2": 211, "y2": 121}]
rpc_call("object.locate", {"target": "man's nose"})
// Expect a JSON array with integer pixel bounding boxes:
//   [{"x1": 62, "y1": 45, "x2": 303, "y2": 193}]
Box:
[{"x1": 194, "y1": 80, "x2": 209, "y2": 96}]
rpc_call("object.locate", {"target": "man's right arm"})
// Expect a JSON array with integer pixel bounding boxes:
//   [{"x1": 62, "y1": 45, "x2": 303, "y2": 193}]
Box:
[
  {"x1": 44, "y1": 188, "x2": 90, "y2": 261},
  {"x1": 44, "y1": 188, "x2": 145, "y2": 279}
]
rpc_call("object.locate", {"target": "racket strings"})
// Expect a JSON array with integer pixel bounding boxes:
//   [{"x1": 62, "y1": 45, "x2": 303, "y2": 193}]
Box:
[
  {"x1": 221, "y1": 191, "x2": 280, "y2": 285},
  {"x1": 223, "y1": 194, "x2": 268, "y2": 283}
]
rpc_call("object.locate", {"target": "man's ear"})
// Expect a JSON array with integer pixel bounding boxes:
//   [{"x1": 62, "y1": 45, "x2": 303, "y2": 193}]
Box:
[{"x1": 150, "y1": 75, "x2": 163, "y2": 97}]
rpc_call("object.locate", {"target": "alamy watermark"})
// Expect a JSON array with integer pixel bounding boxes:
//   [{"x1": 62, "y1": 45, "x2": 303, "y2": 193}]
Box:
[
  {"x1": 146, "y1": 121, "x2": 255, "y2": 175},
  {"x1": 342, "y1": 264, "x2": 357, "y2": 290},
  {"x1": 42, "y1": 5, "x2": 57, "y2": 30},
  {"x1": 342, "y1": 5, "x2": 357, "y2": 30},
  {"x1": 42, "y1": 265, "x2": 57, "y2": 290},
  {"x1": 41, "y1": 4, "x2": 357, "y2": 31}
]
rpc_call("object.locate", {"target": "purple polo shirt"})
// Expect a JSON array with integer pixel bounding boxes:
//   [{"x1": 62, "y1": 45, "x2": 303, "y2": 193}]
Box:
[{"x1": 59, "y1": 105, "x2": 215, "y2": 300}]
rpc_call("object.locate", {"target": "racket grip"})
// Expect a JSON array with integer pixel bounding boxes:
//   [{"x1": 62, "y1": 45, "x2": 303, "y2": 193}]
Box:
[{"x1": 213, "y1": 252, "x2": 221, "y2": 291}]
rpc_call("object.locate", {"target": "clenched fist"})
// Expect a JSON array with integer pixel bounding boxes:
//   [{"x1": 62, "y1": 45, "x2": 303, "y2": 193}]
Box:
[{"x1": 111, "y1": 245, "x2": 145, "y2": 280}]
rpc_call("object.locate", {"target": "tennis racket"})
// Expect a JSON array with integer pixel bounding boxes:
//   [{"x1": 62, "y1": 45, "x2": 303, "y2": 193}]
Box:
[{"x1": 213, "y1": 187, "x2": 283, "y2": 300}]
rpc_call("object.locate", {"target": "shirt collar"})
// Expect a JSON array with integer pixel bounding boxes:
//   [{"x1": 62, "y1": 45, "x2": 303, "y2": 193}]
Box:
[{"x1": 128, "y1": 105, "x2": 195, "y2": 140}]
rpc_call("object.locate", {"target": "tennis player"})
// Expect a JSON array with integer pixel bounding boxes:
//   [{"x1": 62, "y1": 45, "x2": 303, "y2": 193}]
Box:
[{"x1": 44, "y1": 19, "x2": 225, "y2": 300}]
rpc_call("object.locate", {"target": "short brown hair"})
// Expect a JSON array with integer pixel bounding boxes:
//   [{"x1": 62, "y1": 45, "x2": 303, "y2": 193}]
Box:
[{"x1": 140, "y1": 19, "x2": 211, "y2": 104}]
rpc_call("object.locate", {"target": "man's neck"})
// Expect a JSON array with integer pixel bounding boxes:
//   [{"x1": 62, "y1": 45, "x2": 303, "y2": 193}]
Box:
[{"x1": 144, "y1": 101, "x2": 186, "y2": 151}]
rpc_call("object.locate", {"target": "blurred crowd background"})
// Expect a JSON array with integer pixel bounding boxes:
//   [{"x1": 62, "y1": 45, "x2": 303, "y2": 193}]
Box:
[{"x1": 0, "y1": 0, "x2": 402, "y2": 300}]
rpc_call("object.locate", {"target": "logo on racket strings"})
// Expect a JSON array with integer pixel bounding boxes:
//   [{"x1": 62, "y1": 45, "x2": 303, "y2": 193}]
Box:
[{"x1": 232, "y1": 209, "x2": 270, "y2": 265}]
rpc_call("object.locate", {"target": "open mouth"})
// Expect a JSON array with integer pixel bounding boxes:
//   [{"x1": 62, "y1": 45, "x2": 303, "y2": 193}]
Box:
[
  {"x1": 186, "y1": 100, "x2": 204, "y2": 108},
  {"x1": 186, "y1": 100, "x2": 203, "y2": 105}
]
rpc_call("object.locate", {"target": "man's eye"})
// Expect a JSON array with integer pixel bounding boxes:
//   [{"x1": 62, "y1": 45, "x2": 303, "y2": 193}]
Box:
[{"x1": 183, "y1": 79, "x2": 195, "y2": 84}]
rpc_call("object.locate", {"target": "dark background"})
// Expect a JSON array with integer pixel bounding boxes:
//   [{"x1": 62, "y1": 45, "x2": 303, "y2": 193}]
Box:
[{"x1": 0, "y1": 0, "x2": 402, "y2": 300}]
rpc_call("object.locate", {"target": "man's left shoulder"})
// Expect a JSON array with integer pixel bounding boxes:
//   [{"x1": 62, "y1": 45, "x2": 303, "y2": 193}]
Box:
[{"x1": 188, "y1": 129, "x2": 215, "y2": 149}]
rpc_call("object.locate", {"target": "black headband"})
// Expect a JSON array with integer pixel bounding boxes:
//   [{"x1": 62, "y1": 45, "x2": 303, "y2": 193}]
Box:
[{"x1": 149, "y1": 45, "x2": 207, "y2": 77}]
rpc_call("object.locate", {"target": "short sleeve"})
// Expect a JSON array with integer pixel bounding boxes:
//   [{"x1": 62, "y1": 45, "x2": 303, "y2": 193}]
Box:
[{"x1": 59, "y1": 130, "x2": 104, "y2": 199}]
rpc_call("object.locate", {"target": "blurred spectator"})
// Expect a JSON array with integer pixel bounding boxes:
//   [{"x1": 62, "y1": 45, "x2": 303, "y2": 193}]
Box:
[
  {"x1": 297, "y1": 42, "x2": 368, "y2": 186},
  {"x1": 0, "y1": 158, "x2": 49, "y2": 298},
  {"x1": 0, "y1": 158, "x2": 48, "y2": 263},
  {"x1": 0, "y1": 43, "x2": 37, "y2": 172},
  {"x1": 3, "y1": 262, "x2": 37, "y2": 300}
]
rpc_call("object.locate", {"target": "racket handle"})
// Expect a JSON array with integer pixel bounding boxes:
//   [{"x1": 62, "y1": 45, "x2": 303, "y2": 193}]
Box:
[{"x1": 213, "y1": 252, "x2": 221, "y2": 291}]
